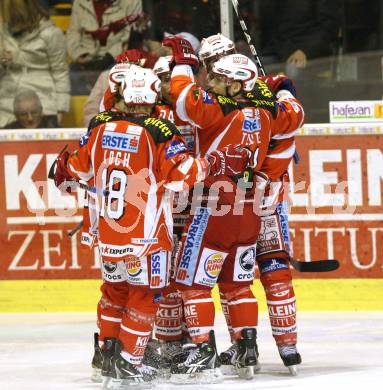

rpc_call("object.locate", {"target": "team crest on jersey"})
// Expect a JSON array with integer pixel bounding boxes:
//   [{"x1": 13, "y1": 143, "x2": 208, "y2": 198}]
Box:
[
  {"x1": 79, "y1": 131, "x2": 91, "y2": 147},
  {"x1": 202, "y1": 91, "x2": 214, "y2": 104},
  {"x1": 165, "y1": 140, "x2": 187, "y2": 159}
]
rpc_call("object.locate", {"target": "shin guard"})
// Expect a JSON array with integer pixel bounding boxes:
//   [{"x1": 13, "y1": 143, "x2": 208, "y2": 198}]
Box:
[
  {"x1": 218, "y1": 283, "x2": 258, "y2": 341},
  {"x1": 260, "y1": 263, "x2": 297, "y2": 345},
  {"x1": 181, "y1": 289, "x2": 215, "y2": 344}
]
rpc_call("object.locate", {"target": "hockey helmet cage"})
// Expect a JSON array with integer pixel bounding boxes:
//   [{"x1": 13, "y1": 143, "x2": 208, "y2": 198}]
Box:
[
  {"x1": 153, "y1": 56, "x2": 173, "y2": 76},
  {"x1": 108, "y1": 63, "x2": 132, "y2": 93},
  {"x1": 212, "y1": 54, "x2": 258, "y2": 92},
  {"x1": 199, "y1": 33, "x2": 236, "y2": 63},
  {"x1": 122, "y1": 65, "x2": 160, "y2": 105}
]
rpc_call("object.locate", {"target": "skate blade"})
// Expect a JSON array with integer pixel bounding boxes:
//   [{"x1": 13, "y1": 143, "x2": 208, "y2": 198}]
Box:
[
  {"x1": 91, "y1": 367, "x2": 103, "y2": 383},
  {"x1": 288, "y1": 365, "x2": 298, "y2": 376},
  {"x1": 170, "y1": 368, "x2": 224, "y2": 384},
  {"x1": 220, "y1": 364, "x2": 237, "y2": 376},
  {"x1": 236, "y1": 361, "x2": 261, "y2": 380},
  {"x1": 104, "y1": 378, "x2": 153, "y2": 389}
]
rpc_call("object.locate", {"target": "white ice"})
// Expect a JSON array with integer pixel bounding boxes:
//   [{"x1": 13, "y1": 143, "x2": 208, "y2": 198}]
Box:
[{"x1": 0, "y1": 312, "x2": 382, "y2": 390}]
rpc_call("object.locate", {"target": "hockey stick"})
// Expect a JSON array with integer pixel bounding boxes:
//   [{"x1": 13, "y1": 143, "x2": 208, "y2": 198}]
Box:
[
  {"x1": 290, "y1": 258, "x2": 340, "y2": 273},
  {"x1": 68, "y1": 221, "x2": 84, "y2": 237},
  {"x1": 230, "y1": 0, "x2": 266, "y2": 76}
]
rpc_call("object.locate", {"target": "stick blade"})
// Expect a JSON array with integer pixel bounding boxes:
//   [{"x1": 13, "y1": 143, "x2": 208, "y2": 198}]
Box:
[{"x1": 290, "y1": 259, "x2": 340, "y2": 273}]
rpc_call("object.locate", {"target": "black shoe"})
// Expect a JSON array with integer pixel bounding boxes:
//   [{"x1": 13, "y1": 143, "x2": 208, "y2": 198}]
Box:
[
  {"x1": 278, "y1": 344, "x2": 302, "y2": 376},
  {"x1": 101, "y1": 337, "x2": 118, "y2": 380},
  {"x1": 169, "y1": 331, "x2": 223, "y2": 384},
  {"x1": 235, "y1": 328, "x2": 261, "y2": 379},
  {"x1": 219, "y1": 343, "x2": 238, "y2": 375},
  {"x1": 91, "y1": 333, "x2": 103, "y2": 382},
  {"x1": 115, "y1": 356, "x2": 158, "y2": 383},
  {"x1": 142, "y1": 340, "x2": 165, "y2": 370}
]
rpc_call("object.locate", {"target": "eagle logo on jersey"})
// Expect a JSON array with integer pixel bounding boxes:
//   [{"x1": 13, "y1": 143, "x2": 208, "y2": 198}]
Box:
[{"x1": 239, "y1": 247, "x2": 256, "y2": 272}]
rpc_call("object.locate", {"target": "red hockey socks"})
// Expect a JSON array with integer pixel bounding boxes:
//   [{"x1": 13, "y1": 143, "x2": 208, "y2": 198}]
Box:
[
  {"x1": 219, "y1": 283, "x2": 258, "y2": 341},
  {"x1": 260, "y1": 269, "x2": 297, "y2": 345},
  {"x1": 181, "y1": 289, "x2": 215, "y2": 344}
]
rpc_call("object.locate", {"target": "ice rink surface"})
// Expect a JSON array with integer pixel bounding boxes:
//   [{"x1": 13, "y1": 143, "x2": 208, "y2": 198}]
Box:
[{"x1": 0, "y1": 311, "x2": 382, "y2": 390}]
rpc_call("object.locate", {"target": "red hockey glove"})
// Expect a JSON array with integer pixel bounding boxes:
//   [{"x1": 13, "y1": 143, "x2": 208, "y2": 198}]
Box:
[
  {"x1": 162, "y1": 36, "x2": 199, "y2": 73},
  {"x1": 206, "y1": 144, "x2": 251, "y2": 176},
  {"x1": 53, "y1": 151, "x2": 75, "y2": 193},
  {"x1": 259, "y1": 74, "x2": 297, "y2": 97}
]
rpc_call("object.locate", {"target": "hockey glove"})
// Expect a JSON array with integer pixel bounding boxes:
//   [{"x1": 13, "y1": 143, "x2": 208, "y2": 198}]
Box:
[
  {"x1": 162, "y1": 36, "x2": 199, "y2": 73},
  {"x1": 259, "y1": 74, "x2": 297, "y2": 97},
  {"x1": 206, "y1": 144, "x2": 251, "y2": 176},
  {"x1": 53, "y1": 151, "x2": 75, "y2": 194}
]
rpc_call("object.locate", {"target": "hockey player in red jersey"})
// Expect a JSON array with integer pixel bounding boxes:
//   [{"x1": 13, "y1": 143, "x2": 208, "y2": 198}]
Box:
[
  {"x1": 196, "y1": 33, "x2": 304, "y2": 377},
  {"x1": 52, "y1": 64, "x2": 251, "y2": 387},
  {"x1": 161, "y1": 35, "x2": 304, "y2": 382}
]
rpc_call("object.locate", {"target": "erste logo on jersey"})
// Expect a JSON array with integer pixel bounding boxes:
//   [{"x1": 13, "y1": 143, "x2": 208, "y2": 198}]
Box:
[
  {"x1": 165, "y1": 140, "x2": 187, "y2": 159},
  {"x1": 102, "y1": 128, "x2": 141, "y2": 153},
  {"x1": 242, "y1": 108, "x2": 261, "y2": 134},
  {"x1": 176, "y1": 207, "x2": 211, "y2": 286},
  {"x1": 204, "y1": 253, "x2": 225, "y2": 279}
]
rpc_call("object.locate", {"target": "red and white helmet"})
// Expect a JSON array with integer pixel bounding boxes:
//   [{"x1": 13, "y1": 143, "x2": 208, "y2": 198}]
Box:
[
  {"x1": 152, "y1": 56, "x2": 173, "y2": 76},
  {"x1": 122, "y1": 65, "x2": 160, "y2": 105},
  {"x1": 199, "y1": 33, "x2": 236, "y2": 65},
  {"x1": 212, "y1": 54, "x2": 258, "y2": 92},
  {"x1": 108, "y1": 63, "x2": 132, "y2": 93}
]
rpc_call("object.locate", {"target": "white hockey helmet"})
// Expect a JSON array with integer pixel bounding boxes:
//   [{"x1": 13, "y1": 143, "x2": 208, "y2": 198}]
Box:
[
  {"x1": 152, "y1": 56, "x2": 173, "y2": 76},
  {"x1": 122, "y1": 65, "x2": 160, "y2": 105},
  {"x1": 211, "y1": 54, "x2": 258, "y2": 92},
  {"x1": 199, "y1": 33, "x2": 236, "y2": 64},
  {"x1": 108, "y1": 63, "x2": 132, "y2": 93}
]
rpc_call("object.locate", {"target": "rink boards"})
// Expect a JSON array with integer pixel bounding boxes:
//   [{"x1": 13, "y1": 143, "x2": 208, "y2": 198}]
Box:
[
  {"x1": 0, "y1": 278, "x2": 382, "y2": 312},
  {"x1": 0, "y1": 125, "x2": 382, "y2": 312}
]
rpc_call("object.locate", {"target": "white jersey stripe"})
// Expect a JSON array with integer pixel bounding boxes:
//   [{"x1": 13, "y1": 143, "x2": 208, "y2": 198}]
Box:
[
  {"x1": 120, "y1": 324, "x2": 151, "y2": 336},
  {"x1": 101, "y1": 315, "x2": 122, "y2": 323}
]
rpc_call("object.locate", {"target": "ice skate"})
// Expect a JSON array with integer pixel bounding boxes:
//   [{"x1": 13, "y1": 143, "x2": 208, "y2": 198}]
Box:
[
  {"x1": 102, "y1": 339, "x2": 158, "y2": 389},
  {"x1": 278, "y1": 344, "x2": 302, "y2": 376},
  {"x1": 91, "y1": 332, "x2": 103, "y2": 382},
  {"x1": 169, "y1": 330, "x2": 223, "y2": 384},
  {"x1": 101, "y1": 338, "x2": 118, "y2": 388},
  {"x1": 142, "y1": 339, "x2": 165, "y2": 371},
  {"x1": 219, "y1": 343, "x2": 238, "y2": 375},
  {"x1": 235, "y1": 328, "x2": 261, "y2": 379}
]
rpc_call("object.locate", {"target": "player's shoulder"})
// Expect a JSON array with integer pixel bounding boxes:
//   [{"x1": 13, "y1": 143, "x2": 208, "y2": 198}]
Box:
[
  {"x1": 87, "y1": 110, "x2": 128, "y2": 131},
  {"x1": 213, "y1": 93, "x2": 239, "y2": 116},
  {"x1": 244, "y1": 79, "x2": 278, "y2": 119},
  {"x1": 132, "y1": 116, "x2": 181, "y2": 144}
]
